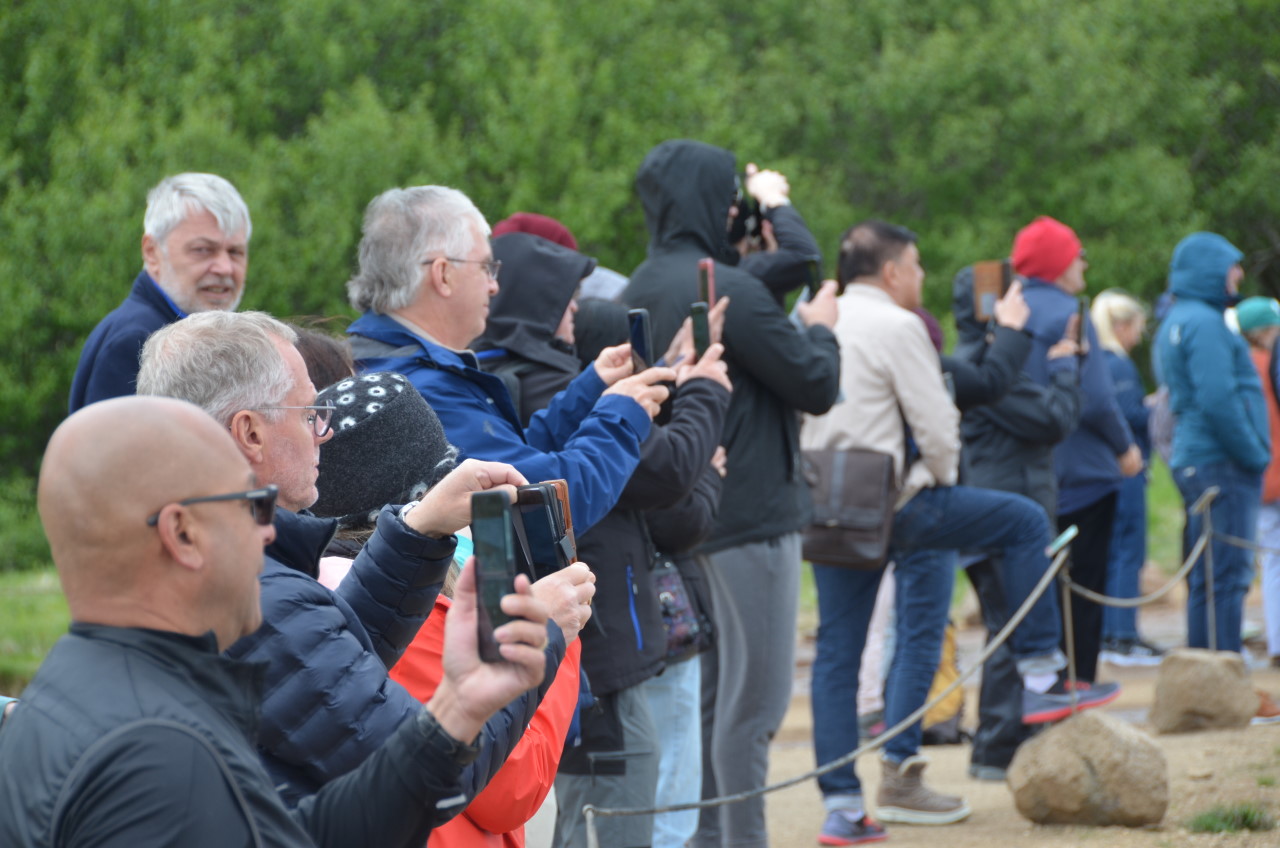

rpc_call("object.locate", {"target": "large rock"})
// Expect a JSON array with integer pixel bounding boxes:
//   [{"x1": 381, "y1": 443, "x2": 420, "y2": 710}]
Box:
[
  {"x1": 1008, "y1": 711, "x2": 1167, "y2": 826},
  {"x1": 1149, "y1": 648, "x2": 1257, "y2": 733}
]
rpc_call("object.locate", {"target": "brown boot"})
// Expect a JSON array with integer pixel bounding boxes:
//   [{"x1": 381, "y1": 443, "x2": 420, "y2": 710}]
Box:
[{"x1": 875, "y1": 754, "x2": 971, "y2": 825}]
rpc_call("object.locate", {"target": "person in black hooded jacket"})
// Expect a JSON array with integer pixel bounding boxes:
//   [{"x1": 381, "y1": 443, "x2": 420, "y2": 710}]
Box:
[
  {"x1": 473, "y1": 233, "x2": 597, "y2": 426},
  {"x1": 951, "y1": 263, "x2": 1084, "y2": 780},
  {"x1": 623, "y1": 139, "x2": 841, "y2": 848}
]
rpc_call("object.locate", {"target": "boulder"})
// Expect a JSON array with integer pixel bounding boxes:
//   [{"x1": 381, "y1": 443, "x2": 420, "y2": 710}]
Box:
[
  {"x1": 1149, "y1": 648, "x2": 1257, "y2": 734},
  {"x1": 1008, "y1": 711, "x2": 1167, "y2": 826}
]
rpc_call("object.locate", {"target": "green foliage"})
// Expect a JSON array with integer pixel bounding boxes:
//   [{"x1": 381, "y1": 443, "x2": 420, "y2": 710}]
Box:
[
  {"x1": 0, "y1": 568, "x2": 67, "y2": 693},
  {"x1": 2, "y1": 0, "x2": 1279, "y2": 549},
  {"x1": 1186, "y1": 803, "x2": 1276, "y2": 833},
  {"x1": 0, "y1": 475, "x2": 48, "y2": 573}
]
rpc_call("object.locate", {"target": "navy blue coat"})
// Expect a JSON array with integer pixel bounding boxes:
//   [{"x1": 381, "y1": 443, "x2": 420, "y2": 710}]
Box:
[
  {"x1": 227, "y1": 506, "x2": 563, "y2": 807},
  {"x1": 69, "y1": 271, "x2": 183, "y2": 413},
  {"x1": 347, "y1": 313, "x2": 652, "y2": 534},
  {"x1": 1021, "y1": 278, "x2": 1133, "y2": 514}
]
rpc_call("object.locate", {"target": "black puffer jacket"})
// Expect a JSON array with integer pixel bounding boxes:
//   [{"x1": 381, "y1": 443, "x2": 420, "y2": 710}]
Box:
[
  {"x1": 624, "y1": 140, "x2": 841, "y2": 552},
  {"x1": 473, "y1": 233, "x2": 597, "y2": 426},
  {"x1": 952, "y1": 265, "x2": 1082, "y2": 515}
]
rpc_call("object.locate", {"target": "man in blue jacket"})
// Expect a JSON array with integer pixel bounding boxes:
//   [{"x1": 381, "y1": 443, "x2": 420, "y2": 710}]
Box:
[
  {"x1": 1012, "y1": 216, "x2": 1141, "y2": 685},
  {"x1": 136, "y1": 309, "x2": 584, "y2": 808},
  {"x1": 1155, "y1": 232, "x2": 1268, "y2": 653},
  {"x1": 69, "y1": 172, "x2": 251, "y2": 413},
  {"x1": 344, "y1": 185, "x2": 671, "y2": 535}
]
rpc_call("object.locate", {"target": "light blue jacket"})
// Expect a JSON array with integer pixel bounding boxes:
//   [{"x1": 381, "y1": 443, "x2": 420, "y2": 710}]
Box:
[{"x1": 1154, "y1": 232, "x2": 1269, "y2": 472}]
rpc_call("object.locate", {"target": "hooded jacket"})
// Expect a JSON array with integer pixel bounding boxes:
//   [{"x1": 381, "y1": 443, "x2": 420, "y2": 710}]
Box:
[
  {"x1": 952, "y1": 265, "x2": 1082, "y2": 516},
  {"x1": 1155, "y1": 232, "x2": 1269, "y2": 472},
  {"x1": 474, "y1": 234, "x2": 597, "y2": 426},
  {"x1": 624, "y1": 140, "x2": 841, "y2": 551}
]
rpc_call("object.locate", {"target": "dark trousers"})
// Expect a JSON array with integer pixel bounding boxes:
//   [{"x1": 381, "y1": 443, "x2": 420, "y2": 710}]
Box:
[
  {"x1": 1057, "y1": 491, "x2": 1118, "y2": 683},
  {"x1": 965, "y1": 556, "x2": 1034, "y2": 770}
]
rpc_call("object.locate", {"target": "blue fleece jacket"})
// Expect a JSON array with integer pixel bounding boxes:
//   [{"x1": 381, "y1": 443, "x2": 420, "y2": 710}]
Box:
[
  {"x1": 347, "y1": 311, "x2": 651, "y2": 533},
  {"x1": 1021, "y1": 278, "x2": 1134, "y2": 514},
  {"x1": 1154, "y1": 232, "x2": 1269, "y2": 472}
]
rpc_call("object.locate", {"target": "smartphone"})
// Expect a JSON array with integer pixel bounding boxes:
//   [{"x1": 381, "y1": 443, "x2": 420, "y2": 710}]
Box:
[
  {"x1": 471, "y1": 491, "x2": 517, "y2": 663},
  {"x1": 691, "y1": 302, "x2": 711, "y2": 361},
  {"x1": 1076, "y1": 297, "x2": 1090, "y2": 345},
  {"x1": 547, "y1": 478, "x2": 576, "y2": 559},
  {"x1": 514, "y1": 484, "x2": 571, "y2": 579},
  {"x1": 972, "y1": 260, "x2": 1006, "y2": 322},
  {"x1": 698, "y1": 258, "x2": 716, "y2": 306},
  {"x1": 628, "y1": 308, "x2": 653, "y2": 372},
  {"x1": 806, "y1": 259, "x2": 823, "y2": 301}
]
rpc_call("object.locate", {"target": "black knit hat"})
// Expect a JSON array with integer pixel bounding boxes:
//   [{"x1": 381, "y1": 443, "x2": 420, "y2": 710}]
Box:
[{"x1": 312, "y1": 372, "x2": 458, "y2": 528}]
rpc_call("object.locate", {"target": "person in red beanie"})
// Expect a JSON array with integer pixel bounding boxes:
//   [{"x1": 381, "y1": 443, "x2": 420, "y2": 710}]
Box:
[
  {"x1": 492, "y1": 212, "x2": 579, "y2": 251},
  {"x1": 1009, "y1": 216, "x2": 1142, "y2": 692}
]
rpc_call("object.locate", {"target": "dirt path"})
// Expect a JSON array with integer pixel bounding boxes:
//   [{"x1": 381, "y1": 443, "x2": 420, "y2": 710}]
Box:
[{"x1": 763, "y1": 593, "x2": 1280, "y2": 847}]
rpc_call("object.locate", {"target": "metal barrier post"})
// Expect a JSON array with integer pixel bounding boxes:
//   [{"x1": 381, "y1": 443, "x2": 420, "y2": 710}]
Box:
[{"x1": 1060, "y1": 572, "x2": 1079, "y2": 711}]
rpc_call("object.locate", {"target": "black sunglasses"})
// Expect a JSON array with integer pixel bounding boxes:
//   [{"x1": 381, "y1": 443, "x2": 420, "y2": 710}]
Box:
[{"x1": 146, "y1": 484, "x2": 279, "y2": 528}]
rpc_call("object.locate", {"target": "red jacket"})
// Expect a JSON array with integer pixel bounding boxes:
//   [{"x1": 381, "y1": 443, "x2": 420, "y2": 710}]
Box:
[
  {"x1": 1249, "y1": 347, "x2": 1280, "y2": 502},
  {"x1": 390, "y1": 595, "x2": 581, "y2": 848}
]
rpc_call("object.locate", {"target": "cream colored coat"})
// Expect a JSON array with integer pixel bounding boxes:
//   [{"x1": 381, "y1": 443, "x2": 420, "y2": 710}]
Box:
[{"x1": 800, "y1": 284, "x2": 961, "y2": 509}]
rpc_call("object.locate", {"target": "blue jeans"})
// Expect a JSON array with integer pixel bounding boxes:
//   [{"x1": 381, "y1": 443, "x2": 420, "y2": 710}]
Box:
[
  {"x1": 1103, "y1": 472, "x2": 1148, "y2": 640},
  {"x1": 1174, "y1": 462, "x2": 1262, "y2": 653},
  {"x1": 640, "y1": 656, "x2": 701, "y2": 848},
  {"x1": 812, "y1": 485, "x2": 1064, "y2": 794}
]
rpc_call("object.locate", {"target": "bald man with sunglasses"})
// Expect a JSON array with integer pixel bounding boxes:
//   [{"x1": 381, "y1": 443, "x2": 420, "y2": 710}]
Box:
[{"x1": 0, "y1": 396, "x2": 553, "y2": 847}]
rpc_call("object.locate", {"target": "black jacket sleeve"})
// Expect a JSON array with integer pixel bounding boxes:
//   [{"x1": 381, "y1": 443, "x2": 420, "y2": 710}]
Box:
[
  {"x1": 647, "y1": 463, "x2": 725, "y2": 555},
  {"x1": 616, "y1": 378, "x2": 731, "y2": 511},
  {"x1": 722, "y1": 274, "x2": 842, "y2": 415},
  {"x1": 942, "y1": 326, "x2": 1032, "y2": 412},
  {"x1": 740, "y1": 205, "x2": 823, "y2": 301},
  {"x1": 982, "y1": 369, "x2": 1083, "y2": 446}
]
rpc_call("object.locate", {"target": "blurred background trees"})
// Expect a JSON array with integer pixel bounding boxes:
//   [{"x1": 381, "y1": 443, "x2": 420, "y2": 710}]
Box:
[{"x1": 2, "y1": 0, "x2": 1277, "y2": 568}]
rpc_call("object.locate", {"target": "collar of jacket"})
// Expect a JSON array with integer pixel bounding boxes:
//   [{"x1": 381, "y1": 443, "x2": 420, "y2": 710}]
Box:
[
  {"x1": 68, "y1": 621, "x2": 266, "y2": 725},
  {"x1": 130, "y1": 269, "x2": 187, "y2": 320},
  {"x1": 266, "y1": 508, "x2": 338, "y2": 580}
]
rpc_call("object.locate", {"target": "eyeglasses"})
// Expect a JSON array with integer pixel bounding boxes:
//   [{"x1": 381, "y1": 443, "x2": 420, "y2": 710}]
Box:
[
  {"x1": 253, "y1": 404, "x2": 335, "y2": 437},
  {"x1": 423, "y1": 256, "x2": 502, "y2": 280},
  {"x1": 146, "y1": 484, "x2": 279, "y2": 527}
]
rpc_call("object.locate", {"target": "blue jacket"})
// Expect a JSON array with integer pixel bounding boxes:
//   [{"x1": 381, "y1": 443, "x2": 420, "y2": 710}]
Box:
[
  {"x1": 68, "y1": 271, "x2": 184, "y2": 413},
  {"x1": 1021, "y1": 278, "x2": 1133, "y2": 514},
  {"x1": 1103, "y1": 350, "x2": 1151, "y2": 459},
  {"x1": 227, "y1": 506, "x2": 563, "y2": 808},
  {"x1": 347, "y1": 311, "x2": 652, "y2": 533},
  {"x1": 1154, "y1": 232, "x2": 1269, "y2": 472}
]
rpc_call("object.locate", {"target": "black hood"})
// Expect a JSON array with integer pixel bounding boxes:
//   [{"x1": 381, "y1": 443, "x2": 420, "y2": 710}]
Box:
[
  {"x1": 474, "y1": 233, "x2": 596, "y2": 370},
  {"x1": 635, "y1": 139, "x2": 741, "y2": 266}
]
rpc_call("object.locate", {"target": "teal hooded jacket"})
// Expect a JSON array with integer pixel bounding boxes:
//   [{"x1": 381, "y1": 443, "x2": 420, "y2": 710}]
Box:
[{"x1": 1154, "y1": 232, "x2": 1269, "y2": 472}]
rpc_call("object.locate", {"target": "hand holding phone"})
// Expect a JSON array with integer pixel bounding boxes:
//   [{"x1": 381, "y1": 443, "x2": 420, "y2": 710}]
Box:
[{"x1": 971, "y1": 260, "x2": 1009, "y2": 323}]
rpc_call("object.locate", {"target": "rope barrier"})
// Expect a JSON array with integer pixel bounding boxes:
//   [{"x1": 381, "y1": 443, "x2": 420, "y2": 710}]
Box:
[
  {"x1": 583, "y1": 485, "x2": 1231, "y2": 845},
  {"x1": 583, "y1": 541, "x2": 1077, "y2": 847}
]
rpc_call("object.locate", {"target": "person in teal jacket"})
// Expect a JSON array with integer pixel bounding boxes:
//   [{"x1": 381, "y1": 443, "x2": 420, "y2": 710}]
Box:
[{"x1": 1155, "y1": 231, "x2": 1269, "y2": 653}]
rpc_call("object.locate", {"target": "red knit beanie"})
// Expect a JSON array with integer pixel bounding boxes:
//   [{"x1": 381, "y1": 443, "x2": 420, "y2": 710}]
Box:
[
  {"x1": 491, "y1": 212, "x2": 578, "y2": 251},
  {"x1": 1011, "y1": 216, "x2": 1082, "y2": 282}
]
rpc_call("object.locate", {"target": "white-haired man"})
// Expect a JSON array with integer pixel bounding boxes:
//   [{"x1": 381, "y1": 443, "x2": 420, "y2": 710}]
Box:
[
  {"x1": 136, "y1": 310, "x2": 593, "y2": 809},
  {"x1": 68, "y1": 172, "x2": 250, "y2": 412},
  {"x1": 345, "y1": 185, "x2": 671, "y2": 534}
]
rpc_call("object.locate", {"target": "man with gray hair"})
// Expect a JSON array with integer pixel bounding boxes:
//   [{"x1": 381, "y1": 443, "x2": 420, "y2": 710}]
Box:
[
  {"x1": 137, "y1": 310, "x2": 588, "y2": 809},
  {"x1": 346, "y1": 185, "x2": 671, "y2": 534},
  {"x1": 69, "y1": 171, "x2": 251, "y2": 413}
]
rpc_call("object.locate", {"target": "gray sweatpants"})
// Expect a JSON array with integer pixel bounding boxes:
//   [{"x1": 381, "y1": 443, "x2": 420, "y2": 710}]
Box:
[{"x1": 694, "y1": 533, "x2": 802, "y2": 848}]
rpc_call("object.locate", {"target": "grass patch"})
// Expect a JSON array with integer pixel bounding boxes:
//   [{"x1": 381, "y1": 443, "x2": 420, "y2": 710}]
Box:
[
  {"x1": 0, "y1": 566, "x2": 67, "y2": 694},
  {"x1": 1146, "y1": 457, "x2": 1184, "y2": 576},
  {"x1": 1259, "y1": 776, "x2": 1277, "y2": 787},
  {"x1": 1186, "y1": 803, "x2": 1276, "y2": 833}
]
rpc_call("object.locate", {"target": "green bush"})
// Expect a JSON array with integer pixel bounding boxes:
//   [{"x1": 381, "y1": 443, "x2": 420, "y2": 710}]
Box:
[
  {"x1": 2, "y1": 0, "x2": 1278, "y2": 559},
  {"x1": 0, "y1": 474, "x2": 48, "y2": 574}
]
